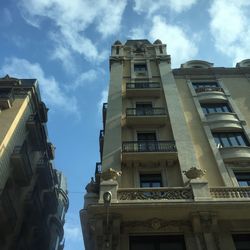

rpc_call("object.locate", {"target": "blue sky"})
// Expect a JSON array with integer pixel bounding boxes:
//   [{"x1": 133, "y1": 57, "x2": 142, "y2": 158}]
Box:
[{"x1": 1, "y1": 0, "x2": 250, "y2": 249}]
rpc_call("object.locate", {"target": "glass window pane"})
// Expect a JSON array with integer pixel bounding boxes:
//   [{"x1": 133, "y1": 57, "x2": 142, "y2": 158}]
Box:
[
  {"x1": 221, "y1": 135, "x2": 230, "y2": 147},
  {"x1": 236, "y1": 134, "x2": 247, "y2": 146},
  {"x1": 228, "y1": 135, "x2": 239, "y2": 146}
]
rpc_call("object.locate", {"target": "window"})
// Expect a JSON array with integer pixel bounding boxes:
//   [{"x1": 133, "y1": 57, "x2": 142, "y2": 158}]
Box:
[
  {"x1": 140, "y1": 173, "x2": 162, "y2": 188},
  {"x1": 130, "y1": 235, "x2": 186, "y2": 250},
  {"x1": 201, "y1": 103, "x2": 232, "y2": 115},
  {"x1": 134, "y1": 64, "x2": 147, "y2": 72},
  {"x1": 137, "y1": 132, "x2": 157, "y2": 152},
  {"x1": 234, "y1": 172, "x2": 250, "y2": 186},
  {"x1": 136, "y1": 102, "x2": 153, "y2": 115},
  {"x1": 233, "y1": 234, "x2": 250, "y2": 250},
  {"x1": 213, "y1": 132, "x2": 250, "y2": 148},
  {"x1": 192, "y1": 81, "x2": 218, "y2": 89},
  {"x1": 192, "y1": 81, "x2": 223, "y2": 93}
]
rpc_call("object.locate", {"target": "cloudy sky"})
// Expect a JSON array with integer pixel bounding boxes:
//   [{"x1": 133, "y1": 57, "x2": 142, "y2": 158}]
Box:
[{"x1": 1, "y1": 0, "x2": 250, "y2": 249}]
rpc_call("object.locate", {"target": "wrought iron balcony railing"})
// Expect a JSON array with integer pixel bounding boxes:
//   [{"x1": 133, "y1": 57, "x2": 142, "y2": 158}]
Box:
[
  {"x1": 126, "y1": 107, "x2": 167, "y2": 116},
  {"x1": 122, "y1": 141, "x2": 176, "y2": 153},
  {"x1": 195, "y1": 86, "x2": 224, "y2": 93},
  {"x1": 126, "y1": 82, "x2": 160, "y2": 89}
]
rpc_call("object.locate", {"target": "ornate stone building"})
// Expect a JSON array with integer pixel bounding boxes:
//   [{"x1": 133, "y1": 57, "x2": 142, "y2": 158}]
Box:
[
  {"x1": 81, "y1": 39, "x2": 250, "y2": 249},
  {"x1": 0, "y1": 75, "x2": 69, "y2": 250}
]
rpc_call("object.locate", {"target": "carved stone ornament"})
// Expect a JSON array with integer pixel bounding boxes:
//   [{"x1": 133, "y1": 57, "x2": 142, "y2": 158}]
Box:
[
  {"x1": 122, "y1": 218, "x2": 191, "y2": 231},
  {"x1": 101, "y1": 168, "x2": 122, "y2": 181},
  {"x1": 85, "y1": 177, "x2": 99, "y2": 193},
  {"x1": 183, "y1": 167, "x2": 206, "y2": 179}
]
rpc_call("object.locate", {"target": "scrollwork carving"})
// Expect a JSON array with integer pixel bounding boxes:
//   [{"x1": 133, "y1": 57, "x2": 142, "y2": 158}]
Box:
[{"x1": 118, "y1": 188, "x2": 193, "y2": 200}]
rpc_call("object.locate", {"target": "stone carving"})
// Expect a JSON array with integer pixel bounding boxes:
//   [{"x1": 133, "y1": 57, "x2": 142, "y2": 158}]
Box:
[
  {"x1": 85, "y1": 177, "x2": 99, "y2": 193},
  {"x1": 101, "y1": 168, "x2": 122, "y2": 181},
  {"x1": 183, "y1": 167, "x2": 206, "y2": 179},
  {"x1": 118, "y1": 188, "x2": 193, "y2": 200},
  {"x1": 122, "y1": 218, "x2": 191, "y2": 231},
  {"x1": 134, "y1": 42, "x2": 145, "y2": 53}
]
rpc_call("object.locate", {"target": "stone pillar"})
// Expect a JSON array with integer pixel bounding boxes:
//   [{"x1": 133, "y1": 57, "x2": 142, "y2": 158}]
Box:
[
  {"x1": 190, "y1": 179, "x2": 211, "y2": 201},
  {"x1": 99, "y1": 180, "x2": 118, "y2": 204}
]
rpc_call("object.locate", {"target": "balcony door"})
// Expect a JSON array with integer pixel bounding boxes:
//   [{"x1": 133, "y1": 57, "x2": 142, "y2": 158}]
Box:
[
  {"x1": 136, "y1": 102, "x2": 153, "y2": 116},
  {"x1": 137, "y1": 132, "x2": 157, "y2": 152}
]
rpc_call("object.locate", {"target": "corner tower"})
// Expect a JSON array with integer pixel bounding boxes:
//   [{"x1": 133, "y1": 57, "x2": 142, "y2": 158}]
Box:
[{"x1": 81, "y1": 40, "x2": 250, "y2": 250}]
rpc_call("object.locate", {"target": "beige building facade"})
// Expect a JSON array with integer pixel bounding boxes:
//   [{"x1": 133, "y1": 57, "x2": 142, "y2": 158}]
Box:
[
  {"x1": 0, "y1": 75, "x2": 69, "y2": 250},
  {"x1": 81, "y1": 39, "x2": 250, "y2": 250}
]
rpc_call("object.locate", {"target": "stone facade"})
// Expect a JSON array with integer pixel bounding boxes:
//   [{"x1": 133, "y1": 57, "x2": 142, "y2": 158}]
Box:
[
  {"x1": 0, "y1": 75, "x2": 69, "y2": 250},
  {"x1": 80, "y1": 40, "x2": 250, "y2": 250}
]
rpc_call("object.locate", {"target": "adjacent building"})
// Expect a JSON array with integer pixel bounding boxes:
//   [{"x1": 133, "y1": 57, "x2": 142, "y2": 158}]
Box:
[
  {"x1": 81, "y1": 39, "x2": 250, "y2": 249},
  {"x1": 0, "y1": 75, "x2": 69, "y2": 250}
]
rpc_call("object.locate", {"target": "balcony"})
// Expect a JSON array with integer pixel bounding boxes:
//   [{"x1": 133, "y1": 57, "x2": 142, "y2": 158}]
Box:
[
  {"x1": 24, "y1": 185, "x2": 43, "y2": 218},
  {"x1": 38, "y1": 102, "x2": 48, "y2": 123},
  {"x1": 0, "y1": 88, "x2": 14, "y2": 109},
  {"x1": 26, "y1": 114, "x2": 47, "y2": 149},
  {"x1": 195, "y1": 87, "x2": 227, "y2": 103},
  {"x1": 117, "y1": 187, "x2": 193, "y2": 201},
  {"x1": 206, "y1": 112, "x2": 242, "y2": 131},
  {"x1": 102, "y1": 103, "x2": 107, "y2": 129},
  {"x1": 42, "y1": 188, "x2": 59, "y2": 214},
  {"x1": 36, "y1": 157, "x2": 54, "y2": 189},
  {"x1": 122, "y1": 141, "x2": 177, "y2": 162},
  {"x1": 125, "y1": 107, "x2": 168, "y2": 127},
  {"x1": 10, "y1": 146, "x2": 33, "y2": 186},
  {"x1": 47, "y1": 142, "x2": 55, "y2": 160},
  {"x1": 95, "y1": 162, "x2": 102, "y2": 184},
  {"x1": 126, "y1": 82, "x2": 161, "y2": 97},
  {"x1": 99, "y1": 130, "x2": 104, "y2": 160},
  {"x1": 219, "y1": 146, "x2": 250, "y2": 162},
  {"x1": 210, "y1": 187, "x2": 250, "y2": 199}
]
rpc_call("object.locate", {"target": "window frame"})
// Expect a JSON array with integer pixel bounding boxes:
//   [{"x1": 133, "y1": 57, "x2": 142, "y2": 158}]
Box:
[
  {"x1": 234, "y1": 172, "x2": 250, "y2": 186},
  {"x1": 140, "y1": 173, "x2": 163, "y2": 188},
  {"x1": 201, "y1": 103, "x2": 232, "y2": 115},
  {"x1": 213, "y1": 132, "x2": 250, "y2": 148},
  {"x1": 134, "y1": 63, "x2": 147, "y2": 72}
]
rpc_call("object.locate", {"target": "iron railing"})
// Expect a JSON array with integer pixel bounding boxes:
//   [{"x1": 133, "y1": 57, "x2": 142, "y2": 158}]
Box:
[
  {"x1": 126, "y1": 82, "x2": 160, "y2": 89},
  {"x1": 122, "y1": 141, "x2": 176, "y2": 153},
  {"x1": 195, "y1": 87, "x2": 224, "y2": 93},
  {"x1": 126, "y1": 107, "x2": 167, "y2": 116}
]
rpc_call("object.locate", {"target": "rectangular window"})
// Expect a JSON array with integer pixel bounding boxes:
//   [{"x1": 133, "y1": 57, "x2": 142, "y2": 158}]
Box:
[
  {"x1": 192, "y1": 81, "x2": 218, "y2": 89},
  {"x1": 130, "y1": 235, "x2": 186, "y2": 250},
  {"x1": 136, "y1": 102, "x2": 153, "y2": 115},
  {"x1": 134, "y1": 64, "x2": 147, "y2": 72},
  {"x1": 201, "y1": 103, "x2": 232, "y2": 115},
  {"x1": 234, "y1": 172, "x2": 250, "y2": 186},
  {"x1": 213, "y1": 132, "x2": 249, "y2": 148},
  {"x1": 140, "y1": 173, "x2": 162, "y2": 188},
  {"x1": 233, "y1": 234, "x2": 250, "y2": 250},
  {"x1": 137, "y1": 132, "x2": 157, "y2": 152}
]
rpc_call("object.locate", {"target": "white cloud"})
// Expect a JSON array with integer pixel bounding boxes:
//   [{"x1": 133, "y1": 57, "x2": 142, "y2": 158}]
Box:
[
  {"x1": 129, "y1": 27, "x2": 146, "y2": 39},
  {"x1": 64, "y1": 213, "x2": 83, "y2": 249},
  {"x1": 149, "y1": 16, "x2": 198, "y2": 67},
  {"x1": 98, "y1": 87, "x2": 108, "y2": 113},
  {"x1": 133, "y1": 0, "x2": 197, "y2": 15},
  {"x1": 18, "y1": 0, "x2": 126, "y2": 66},
  {"x1": 209, "y1": 0, "x2": 250, "y2": 64},
  {"x1": 70, "y1": 69, "x2": 98, "y2": 90},
  {"x1": 0, "y1": 58, "x2": 79, "y2": 115}
]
